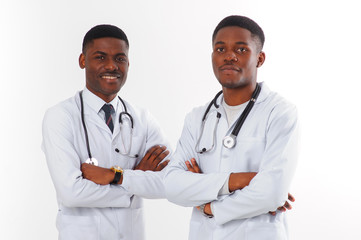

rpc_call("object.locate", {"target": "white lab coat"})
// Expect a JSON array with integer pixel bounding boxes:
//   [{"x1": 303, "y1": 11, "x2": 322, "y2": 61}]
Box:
[
  {"x1": 42, "y1": 89, "x2": 169, "y2": 240},
  {"x1": 164, "y1": 82, "x2": 298, "y2": 240}
]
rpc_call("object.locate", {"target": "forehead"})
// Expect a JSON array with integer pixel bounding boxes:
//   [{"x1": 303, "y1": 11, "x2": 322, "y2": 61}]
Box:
[
  {"x1": 85, "y1": 37, "x2": 128, "y2": 54},
  {"x1": 213, "y1": 26, "x2": 254, "y2": 45}
]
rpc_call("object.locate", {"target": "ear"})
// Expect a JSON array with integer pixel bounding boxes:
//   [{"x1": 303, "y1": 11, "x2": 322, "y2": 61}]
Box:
[
  {"x1": 256, "y1": 51, "x2": 266, "y2": 68},
  {"x1": 79, "y1": 53, "x2": 85, "y2": 69}
]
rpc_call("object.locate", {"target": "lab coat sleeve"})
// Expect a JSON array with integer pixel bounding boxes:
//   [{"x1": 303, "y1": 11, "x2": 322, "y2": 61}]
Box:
[
  {"x1": 164, "y1": 111, "x2": 230, "y2": 207},
  {"x1": 211, "y1": 104, "x2": 299, "y2": 225},
  {"x1": 120, "y1": 109, "x2": 170, "y2": 199},
  {"x1": 42, "y1": 107, "x2": 132, "y2": 208}
]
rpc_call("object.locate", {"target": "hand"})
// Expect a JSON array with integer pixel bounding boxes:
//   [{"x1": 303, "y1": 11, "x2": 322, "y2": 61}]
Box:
[
  {"x1": 81, "y1": 163, "x2": 115, "y2": 185},
  {"x1": 185, "y1": 158, "x2": 202, "y2": 173},
  {"x1": 269, "y1": 193, "x2": 295, "y2": 216},
  {"x1": 187, "y1": 159, "x2": 214, "y2": 216},
  {"x1": 228, "y1": 172, "x2": 257, "y2": 192},
  {"x1": 134, "y1": 145, "x2": 170, "y2": 171},
  {"x1": 196, "y1": 202, "x2": 213, "y2": 216}
]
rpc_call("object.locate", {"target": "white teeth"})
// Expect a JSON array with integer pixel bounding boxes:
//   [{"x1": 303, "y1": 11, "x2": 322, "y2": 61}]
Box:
[{"x1": 102, "y1": 76, "x2": 117, "y2": 79}]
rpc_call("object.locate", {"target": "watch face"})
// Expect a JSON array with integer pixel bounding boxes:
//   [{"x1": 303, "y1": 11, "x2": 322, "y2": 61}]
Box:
[{"x1": 112, "y1": 165, "x2": 123, "y2": 172}]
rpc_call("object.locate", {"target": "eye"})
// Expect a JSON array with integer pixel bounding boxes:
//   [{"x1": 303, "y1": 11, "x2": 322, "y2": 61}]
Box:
[
  {"x1": 216, "y1": 47, "x2": 225, "y2": 53},
  {"x1": 237, "y1": 48, "x2": 247, "y2": 53},
  {"x1": 116, "y1": 56, "x2": 127, "y2": 63},
  {"x1": 95, "y1": 55, "x2": 105, "y2": 60}
]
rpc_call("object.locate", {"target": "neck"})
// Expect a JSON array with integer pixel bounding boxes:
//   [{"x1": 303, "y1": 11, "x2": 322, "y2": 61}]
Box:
[
  {"x1": 222, "y1": 82, "x2": 257, "y2": 106},
  {"x1": 101, "y1": 94, "x2": 117, "y2": 103},
  {"x1": 86, "y1": 87, "x2": 117, "y2": 103}
]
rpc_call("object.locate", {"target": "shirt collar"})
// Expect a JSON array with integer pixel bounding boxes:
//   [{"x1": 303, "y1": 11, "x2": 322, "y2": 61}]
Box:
[{"x1": 82, "y1": 87, "x2": 120, "y2": 114}]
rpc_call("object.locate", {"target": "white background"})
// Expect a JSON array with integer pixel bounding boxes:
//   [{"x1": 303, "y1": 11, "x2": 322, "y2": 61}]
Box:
[{"x1": 1, "y1": 0, "x2": 360, "y2": 239}]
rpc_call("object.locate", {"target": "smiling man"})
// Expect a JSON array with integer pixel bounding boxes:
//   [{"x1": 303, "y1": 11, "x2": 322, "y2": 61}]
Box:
[
  {"x1": 42, "y1": 25, "x2": 170, "y2": 240},
  {"x1": 164, "y1": 16, "x2": 298, "y2": 239}
]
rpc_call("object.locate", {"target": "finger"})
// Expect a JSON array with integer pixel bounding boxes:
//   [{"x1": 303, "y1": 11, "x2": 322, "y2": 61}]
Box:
[
  {"x1": 152, "y1": 150, "x2": 169, "y2": 166},
  {"x1": 142, "y1": 145, "x2": 162, "y2": 161},
  {"x1": 156, "y1": 160, "x2": 169, "y2": 171},
  {"x1": 190, "y1": 158, "x2": 201, "y2": 173},
  {"x1": 269, "y1": 211, "x2": 276, "y2": 216},
  {"x1": 288, "y1": 193, "x2": 295, "y2": 202},
  {"x1": 185, "y1": 161, "x2": 196, "y2": 172},
  {"x1": 277, "y1": 206, "x2": 286, "y2": 212},
  {"x1": 148, "y1": 146, "x2": 167, "y2": 163},
  {"x1": 284, "y1": 201, "x2": 292, "y2": 210}
]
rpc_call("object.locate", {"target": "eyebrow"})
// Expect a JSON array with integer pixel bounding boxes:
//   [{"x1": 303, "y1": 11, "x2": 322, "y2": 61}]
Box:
[
  {"x1": 92, "y1": 51, "x2": 127, "y2": 57},
  {"x1": 214, "y1": 41, "x2": 249, "y2": 45}
]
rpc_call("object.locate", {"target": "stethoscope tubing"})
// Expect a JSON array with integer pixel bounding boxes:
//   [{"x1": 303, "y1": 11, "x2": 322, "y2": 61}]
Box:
[
  {"x1": 230, "y1": 83, "x2": 261, "y2": 136},
  {"x1": 79, "y1": 91, "x2": 92, "y2": 159},
  {"x1": 196, "y1": 83, "x2": 261, "y2": 153},
  {"x1": 79, "y1": 91, "x2": 135, "y2": 160}
]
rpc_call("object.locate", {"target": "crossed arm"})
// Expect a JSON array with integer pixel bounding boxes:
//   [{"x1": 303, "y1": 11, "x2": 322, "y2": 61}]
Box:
[
  {"x1": 81, "y1": 145, "x2": 169, "y2": 184},
  {"x1": 186, "y1": 158, "x2": 295, "y2": 217}
]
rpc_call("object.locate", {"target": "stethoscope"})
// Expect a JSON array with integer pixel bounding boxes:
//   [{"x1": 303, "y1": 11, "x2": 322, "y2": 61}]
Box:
[
  {"x1": 79, "y1": 91, "x2": 138, "y2": 166},
  {"x1": 195, "y1": 83, "x2": 261, "y2": 154}
]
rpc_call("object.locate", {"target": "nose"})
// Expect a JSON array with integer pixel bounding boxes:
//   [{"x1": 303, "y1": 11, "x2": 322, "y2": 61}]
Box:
[
  {"x1": 224, "y1": 52, "x2": 238, "y2": 62},
  {"x1": 104, "y1": 59, "x2": 118, "y2": 71}
]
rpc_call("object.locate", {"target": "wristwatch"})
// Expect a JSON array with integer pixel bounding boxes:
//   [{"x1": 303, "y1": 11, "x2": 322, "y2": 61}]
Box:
[
  {"x1": 110, "y1": 166, "x2": 123, "y2": 184},
  {"x1": 199, "y1": 204, "x2": 213, "y2": 218}
]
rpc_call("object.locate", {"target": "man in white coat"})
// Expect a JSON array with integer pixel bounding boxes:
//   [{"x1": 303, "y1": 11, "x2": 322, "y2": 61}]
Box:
[
  {"x1": 42, "y1": 24, "x2": 170, "y2": 240},
  {"x1": 164, "y1": 15, "x2": 298, "y2": 239}
]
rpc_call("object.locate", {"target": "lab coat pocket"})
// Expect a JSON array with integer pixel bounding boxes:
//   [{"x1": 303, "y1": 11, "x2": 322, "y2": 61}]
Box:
[
  {"x1": 188, "y1": 220, "x2": 214, "y2": 240},
  {"x1": 233, "y1": 137, "x2": 266, "y2": 171},
  {"x1": 245, "y1": 221, "x2": 287, "y2": 240},
  {"x1": 57, "y1": 214, "x2": 100, "y2": 240},
  {"x1": 189, "y1": 211, "x2": 215, "y2": 240}
]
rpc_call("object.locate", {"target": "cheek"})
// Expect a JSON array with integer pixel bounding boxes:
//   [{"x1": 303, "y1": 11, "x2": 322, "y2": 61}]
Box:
[
  {"x1": 85, "y1": 62, "x2": 99, "y2": 75},
  {"x1": 119, "y1": 63, "x2": 129, "y2": 72},
  {"x1": 85, "y1": 68, "x2": 97, "y2": 81},
  {"x1": 211, "y1": 58, "x2": 220, "y2": 74}
]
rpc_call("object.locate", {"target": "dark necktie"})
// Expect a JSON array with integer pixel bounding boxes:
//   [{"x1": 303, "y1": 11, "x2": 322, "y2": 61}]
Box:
[{"x1": 101, "y1": 104, "x2": 114, "y2": 133}]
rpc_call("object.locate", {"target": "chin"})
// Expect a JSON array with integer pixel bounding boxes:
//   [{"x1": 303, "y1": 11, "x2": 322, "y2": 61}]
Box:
[
  {"x1": 219, "y1": 78, "x2": 253, "y2": 89},
  {"x1": 219, "y1": 80, "x2": 243, "y2": 89}
]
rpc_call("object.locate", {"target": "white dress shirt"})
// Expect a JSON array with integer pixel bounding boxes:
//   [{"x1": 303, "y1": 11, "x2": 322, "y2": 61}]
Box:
[{"x1": 42, "y1": 88, "x2": 170, "y2": 240}]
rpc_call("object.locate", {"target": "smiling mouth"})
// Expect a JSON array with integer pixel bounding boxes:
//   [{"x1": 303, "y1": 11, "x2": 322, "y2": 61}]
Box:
[
  {"x1": 101, "y1": 75, "x2": 120, "y2": 79},
  {"x1": 99, "y1": 72, "x2": 122, "y2": 82}
]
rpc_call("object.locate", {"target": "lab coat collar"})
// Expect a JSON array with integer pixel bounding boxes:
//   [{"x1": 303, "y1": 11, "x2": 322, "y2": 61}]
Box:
[{"x1": 255, "y1": 82, "x2": 271, "y2": 105}]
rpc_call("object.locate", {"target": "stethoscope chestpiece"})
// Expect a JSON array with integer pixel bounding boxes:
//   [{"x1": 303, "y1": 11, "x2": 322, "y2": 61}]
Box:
[
  {"x1": 223, "y1": 135, "x2": 236, "y2": 149},
  {"x1": 85, "y1": 157, "x2": 99, "y2": 166}
]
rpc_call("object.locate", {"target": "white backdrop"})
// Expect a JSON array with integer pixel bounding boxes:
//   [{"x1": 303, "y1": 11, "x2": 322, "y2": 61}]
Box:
[{"x1": 1, "y1": 0, "x2": 360, "y2": 239}]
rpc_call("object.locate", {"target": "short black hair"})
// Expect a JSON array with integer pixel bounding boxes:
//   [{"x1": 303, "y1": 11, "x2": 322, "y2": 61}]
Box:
[
  {"x1": 212, "y1": 15, "x2": 265, "y2": 51},
  {"x1": 82, "y1": 24, "x2": 129, "y2": 53}
]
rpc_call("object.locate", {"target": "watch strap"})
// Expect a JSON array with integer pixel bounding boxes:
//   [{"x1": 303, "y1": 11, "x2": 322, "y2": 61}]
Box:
[
  {"x1": 110, "y1": 166, "x2": 123, "y2": 185},
  {"x1": 111, "y1": 171, "x2": 122, "y2": 184}
]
